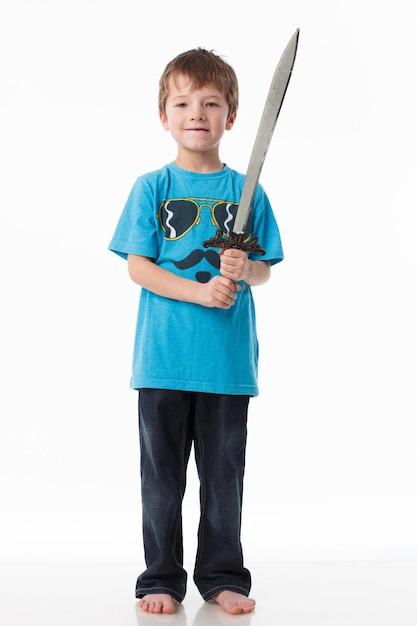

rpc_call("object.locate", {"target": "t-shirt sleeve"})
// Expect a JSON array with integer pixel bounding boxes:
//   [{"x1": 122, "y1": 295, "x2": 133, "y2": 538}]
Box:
[
  {"x1": 248, "y1": 183, "x2": 284, "y2": 266},
  {"x1": 108, "y1": 176, "x2": 159, "y2": 261}
]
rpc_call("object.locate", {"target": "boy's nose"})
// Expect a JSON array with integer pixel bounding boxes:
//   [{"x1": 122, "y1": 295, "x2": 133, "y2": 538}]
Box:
[{"x1": 190, "y1": 107, "x2": 206, "y2": 120}]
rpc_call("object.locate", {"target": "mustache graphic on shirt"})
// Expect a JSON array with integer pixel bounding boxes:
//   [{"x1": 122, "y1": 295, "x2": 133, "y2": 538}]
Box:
[{"x1": 173, "y1": 249, "x2": 220, "y2": 271}]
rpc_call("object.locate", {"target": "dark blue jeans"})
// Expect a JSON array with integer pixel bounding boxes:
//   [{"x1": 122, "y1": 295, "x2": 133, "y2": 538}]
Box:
[{"x1": 135, "y1": 389, "x2": 251, "y2": 603}]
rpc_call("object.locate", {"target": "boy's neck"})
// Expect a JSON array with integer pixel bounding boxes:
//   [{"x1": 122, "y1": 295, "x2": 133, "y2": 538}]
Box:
[{"x1": 174, "y1": 150, "x2": 224, "y2": 174}]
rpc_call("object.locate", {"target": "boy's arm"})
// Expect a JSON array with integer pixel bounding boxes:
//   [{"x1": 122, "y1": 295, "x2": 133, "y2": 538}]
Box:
[{"x1": 127, "y1": 254, "x2": 240, "y2": 310}]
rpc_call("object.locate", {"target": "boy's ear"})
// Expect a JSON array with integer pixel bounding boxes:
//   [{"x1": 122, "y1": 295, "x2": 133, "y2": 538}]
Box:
[
  {"x1": 225, "y1": 111, "x2": 237, "y2": 130},
  {"x1": 160, "y1": 111, "x2": 169, "y2": 130}
]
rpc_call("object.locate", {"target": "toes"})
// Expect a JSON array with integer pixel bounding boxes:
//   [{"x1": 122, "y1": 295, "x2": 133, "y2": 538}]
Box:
[
  {"x1": 138, "y1": 595, "x2": 176, "y2": 614},
  {"x1": 219, "y1": 594, "x2": 256, "y2": 614}
]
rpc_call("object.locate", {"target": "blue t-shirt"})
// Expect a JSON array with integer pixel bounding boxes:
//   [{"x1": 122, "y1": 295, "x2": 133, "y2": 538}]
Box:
[{"x1": 109, "y1": 162, "x2": 283, "y2": 395}]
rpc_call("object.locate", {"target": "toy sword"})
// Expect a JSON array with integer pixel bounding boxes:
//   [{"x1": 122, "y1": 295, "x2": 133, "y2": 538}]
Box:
[{"x1": 203, "y1": 28, "x2": 299, "y2": 255}]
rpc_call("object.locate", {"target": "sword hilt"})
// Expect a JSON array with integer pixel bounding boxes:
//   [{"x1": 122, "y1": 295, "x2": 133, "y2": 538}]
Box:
[{"x1": 202, "y1": 230, "x2": 266, "y2": 255}]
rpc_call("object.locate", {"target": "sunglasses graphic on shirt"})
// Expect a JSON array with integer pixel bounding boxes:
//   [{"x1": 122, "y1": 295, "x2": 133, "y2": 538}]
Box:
[{"x1": 157, "y1": 198, "x2": 252, "y2": 242}]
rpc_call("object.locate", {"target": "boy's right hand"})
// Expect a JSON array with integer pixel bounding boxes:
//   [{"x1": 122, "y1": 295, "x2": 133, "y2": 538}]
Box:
[{"x1": 199, "y1": 275, "x2": 241, "y2": 309}]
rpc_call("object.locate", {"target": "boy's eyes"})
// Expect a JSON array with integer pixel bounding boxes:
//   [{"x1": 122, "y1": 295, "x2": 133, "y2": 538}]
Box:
[{"x1": 174, "y1": 101, "x2": 220, "y2": 108}]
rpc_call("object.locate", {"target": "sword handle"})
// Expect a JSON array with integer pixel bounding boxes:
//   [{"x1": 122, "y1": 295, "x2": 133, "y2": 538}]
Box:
[{"x1": 202, "y1": 230, "x2": 266, "y2": 255}]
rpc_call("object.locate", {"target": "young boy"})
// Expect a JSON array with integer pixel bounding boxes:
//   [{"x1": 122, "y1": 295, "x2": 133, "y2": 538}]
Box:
[{"x1": 109, "y1": 48, "x2": 284, "y2": 615}]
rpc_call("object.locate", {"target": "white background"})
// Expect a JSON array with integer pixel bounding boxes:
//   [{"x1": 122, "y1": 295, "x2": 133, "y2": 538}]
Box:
[{"x1": 1, "y1": 0, "x2": 416, "y2": 565}]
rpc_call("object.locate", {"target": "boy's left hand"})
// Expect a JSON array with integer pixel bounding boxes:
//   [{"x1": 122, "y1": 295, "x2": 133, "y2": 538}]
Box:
[{"x1": 219, "y1": 248, "x2": 249, "y2": 283}]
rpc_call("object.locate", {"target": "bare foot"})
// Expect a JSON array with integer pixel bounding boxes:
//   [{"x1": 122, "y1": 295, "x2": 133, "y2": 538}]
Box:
[
  {"x1": 138, "y1": 593, "x2": 176, "y2": 614},
  {"x1": 213, "y1": 590, "x2": 256, "y2": 614}
]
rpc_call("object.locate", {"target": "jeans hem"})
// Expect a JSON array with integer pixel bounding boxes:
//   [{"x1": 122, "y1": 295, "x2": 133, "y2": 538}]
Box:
[{"x1": 201, "y1": 584, "x2": 250, "y2": 601}]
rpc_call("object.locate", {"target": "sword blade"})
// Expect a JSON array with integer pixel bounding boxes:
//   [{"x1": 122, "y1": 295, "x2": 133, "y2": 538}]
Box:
[{"x1": 233, "y1": 28, "x2": 299, "y2": 235}]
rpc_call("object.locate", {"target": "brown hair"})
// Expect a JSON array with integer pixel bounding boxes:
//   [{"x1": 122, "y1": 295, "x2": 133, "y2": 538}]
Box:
[{"x1": 158, "y1": 48, "x2": 239, "y2": 118}]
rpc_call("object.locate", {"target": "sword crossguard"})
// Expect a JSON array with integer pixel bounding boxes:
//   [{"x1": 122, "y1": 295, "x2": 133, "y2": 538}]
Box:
[{"x1": 202, "y1": 230, "x2": 266, "y2": 255}]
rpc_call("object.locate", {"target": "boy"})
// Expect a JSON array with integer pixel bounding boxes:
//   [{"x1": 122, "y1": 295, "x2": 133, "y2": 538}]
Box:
[{"x1": 109, "y1": 48, "x2": 284, "y2": 615}]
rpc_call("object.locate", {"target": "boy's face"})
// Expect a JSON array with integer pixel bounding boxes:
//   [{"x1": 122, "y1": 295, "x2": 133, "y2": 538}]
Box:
[{"x1": 160, "y1": 74, "x2": 236, "y2": 156}]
